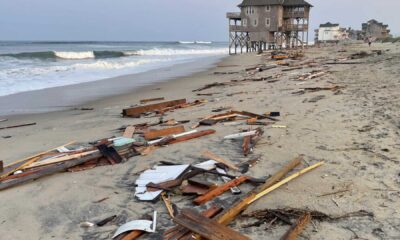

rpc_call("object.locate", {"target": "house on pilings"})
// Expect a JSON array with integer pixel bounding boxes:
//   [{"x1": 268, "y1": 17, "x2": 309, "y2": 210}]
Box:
[{"x1": 227, "y1": 0, "x2": 313, "y2": 54}]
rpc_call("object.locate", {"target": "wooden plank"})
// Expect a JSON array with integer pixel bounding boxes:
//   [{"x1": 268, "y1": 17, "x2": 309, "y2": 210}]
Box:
[
  {"x1": 281, "y1": 213, "x2": 311, "y2": 240},
  {"x1": 193, "y1": 176, "x2": 249, "y2": 205},
  {"x1": 202, "y1": 150, "x2": 238, "y2": 171},
  {"x1": 0, "y1": 122, "x2": 36, "y2": 130},
  {"x1": 120, "y1": 230, "x2": 144, "y2": 240},
  {"x1": 144, "y1": 125, "x2": 185, "y2": 140},
  {"x1": 123, "y1": 99, "x2": 186, "y2": 117},
  {"x1": 216, "y1": 156, "x2": 303, "y2": 226},
  {"x1": 173, "y1": 209, "x2": 250, "y2": 240},
  {"x1": 251, "y1": 162, "x2": 324, "y2": 204},
  {"x1": 164, "y1": 205, "x2": 223, "y2": 240},
  {"x1": 123, "y1": 126, "x2": 136, "y2": 138},
  {"x1": 0, "y1": 161, "x2": 3, "y2": 172},
  {"x1": 0, "y1": 152, "x2": 102, "y2": 191},
  {"x1": 2, "y1": 141, "x2": 76, "y2": 174},
  {"x1": 167, "y1": 130, "x2": 215, "y2": 145},
  {"x1": 140, "y1": 97, "x2": 165, "y2": 104},
  {"x1": 21, "y1": 150, "x2": 99, "y2": 170}
]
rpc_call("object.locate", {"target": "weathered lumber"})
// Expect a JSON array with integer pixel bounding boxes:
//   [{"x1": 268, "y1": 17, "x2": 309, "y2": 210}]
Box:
[
  {"x1": 21, "y1": 150, "x2": 99, "y2": 170},
  {"x1": 164, "y1": 205, "x2": 223, "y2": 240},
  {"x1": 281, "y1": 213, "x2": 311, "y2": 240},
  {"x1": 193, "y1": 176, "x2": 249, "y2": 205},
  {"x1": 140, "y1": 97, "x2": 165, "y2": 104},
  {"x1": 250, "y1": 162, "x2": 324, "y2": 204},
  {"x1": 216, "y1": 156, "x2": 303, "y2": 226},
  {"x1": 1, "y1": 141, "x2": 75, "y2": 177},
  {"x1": 202, "y1": 150, "x2": 238, "y2": 171},
  {"x1": 123, "y1": 126, "x2": 136, "y2": 138},
  {"x1": 173, "y1": 209, "x2": 250, "y2": 240},
  {"x1": 0, "y1": 151, "x2": 103, "y2": 191},
  {"x1": 144, "y1": 125, "x2": 185, "y2": 140},
  {"x1": 0, "y1": 122, "x2": 36, "y2": 130},
  {"x1": 122, "y1": 99, "x2": 186, "y2": 117}
]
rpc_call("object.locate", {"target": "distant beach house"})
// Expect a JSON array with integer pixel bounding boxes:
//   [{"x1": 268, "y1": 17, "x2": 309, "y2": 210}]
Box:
[
  {"x1": 314, "y1": 22, "x2": 349, "y2": 43},
  {"x1": 362, "y1": 19, "x2": 391, "y2": 40},
  {"x1": 226, "y1": 0, "x2": 313, "y2": 54}
]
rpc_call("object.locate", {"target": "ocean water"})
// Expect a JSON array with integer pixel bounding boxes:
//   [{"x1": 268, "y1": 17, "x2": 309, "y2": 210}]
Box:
[{"x1": 0, "y1": 41, "x2": 228, "y2": 97}]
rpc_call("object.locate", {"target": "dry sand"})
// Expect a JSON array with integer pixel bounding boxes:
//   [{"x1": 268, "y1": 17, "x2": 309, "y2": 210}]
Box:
[{"x1": 0, "y1": 42, "x2": 399, "y2": 240}]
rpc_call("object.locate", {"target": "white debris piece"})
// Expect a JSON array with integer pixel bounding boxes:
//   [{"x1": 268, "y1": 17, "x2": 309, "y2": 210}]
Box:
[
  {"x1": 112, "y1": 211, "x2": 157, "y2": 239},
  {"x1": 223, "y1": 130, "x2": 257, "y2": 140},
  {"x1": 194, "y1": 160, "x2": 218, "y2": 170},
  {"x1": 135, "y1": 165, "x2": 190, "y2": 201},
  {"x1": 147, "y1": 130, "x2": 198, "y2": 145}
]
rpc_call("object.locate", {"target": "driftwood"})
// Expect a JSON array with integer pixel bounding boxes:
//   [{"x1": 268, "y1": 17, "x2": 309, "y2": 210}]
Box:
[
  {"x1": 193, "y1": 82, "x2": 228, "y2": 92},
  {"x1": 0, "y1": 122, "x2": 36, "y2": 130}
]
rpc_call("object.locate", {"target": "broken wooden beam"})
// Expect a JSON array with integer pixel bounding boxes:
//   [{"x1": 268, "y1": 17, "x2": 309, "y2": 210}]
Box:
[
  {"x1": 0, "y1": 151, "x2": 103, "y2": 191},
  {"x1": 173, "y1": 209, "x2": 250, "y2": 240},
  {"x1": 202, "y1": 150, "x2": 238, "y2": 171},
  {"x1": 122, "y1": 99, "x2": 186, "y2": 117},
  {"x1": 193, "y1": 176, "x2": 249, "y2": 205},
  {"x1": 140, "y1": 97, "x2": 165, "y2": 104},
  {"x1": 166, "y1": 130, "x2": 216, "y2": 145},
  {"x1": 164, "y1": 205, "x2": 223, "y2": 240},
  {"x1": 144, "y1": 125, "x2": 185, "y2": 140},
  {"x1": 0, "y1": 122, "x2": 36, "y2": 130},
  {"x1": 281, "y1": 213, "x2": 311, "y2": 240},
  {"x1": 216, "y1": 157, "x2": 303, "y2": 226}
]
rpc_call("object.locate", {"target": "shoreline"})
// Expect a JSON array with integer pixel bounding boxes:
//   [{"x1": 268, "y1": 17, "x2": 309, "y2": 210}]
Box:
[
  {"x1": 0, "y1": 55, "x2": 226, "y2": 117},
  {"x1": 1, "y1": 42, "x2": 399, "y2": 239}
]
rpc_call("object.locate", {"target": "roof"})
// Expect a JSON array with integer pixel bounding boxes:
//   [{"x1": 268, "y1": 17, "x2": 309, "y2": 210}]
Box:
[
  {"x1": 238, "y1": 0, "x2": 313, "y2": 7},
  {"x1": 320, "y1": 22, "x2": 339, "y2": 28}
]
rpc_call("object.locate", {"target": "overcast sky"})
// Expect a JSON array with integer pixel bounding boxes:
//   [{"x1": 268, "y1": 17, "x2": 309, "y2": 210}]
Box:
[{"x1": 0, "y1": 0, "x2": 398, "y2": 41}]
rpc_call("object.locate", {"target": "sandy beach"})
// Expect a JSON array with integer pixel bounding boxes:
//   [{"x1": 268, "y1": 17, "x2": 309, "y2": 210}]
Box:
[{"x1": 1, "y1": 42, "x2": 400, "y2": 240}]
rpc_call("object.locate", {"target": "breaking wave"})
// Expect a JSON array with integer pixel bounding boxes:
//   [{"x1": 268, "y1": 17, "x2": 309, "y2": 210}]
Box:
[
  {"x1": 0, "y1": 51, "x2": 137, "y2": 60},
  {"x1": 0, "y1": 48, "x2": 227, "y2": 60}
]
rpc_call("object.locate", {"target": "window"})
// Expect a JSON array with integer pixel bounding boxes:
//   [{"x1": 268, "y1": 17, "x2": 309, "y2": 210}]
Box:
[
  {"x1": 266, "y1": 5, "x2": 271, "y2": 12},
  {"x1": 265, "y1": 18, "x2": 270, "y2": 27},
  {"x1": 243, "y1": 19, "x2": 247, "y2": 27},
  {"x1": 253, "y1": 19, "x2": 258, "y2": 27}
]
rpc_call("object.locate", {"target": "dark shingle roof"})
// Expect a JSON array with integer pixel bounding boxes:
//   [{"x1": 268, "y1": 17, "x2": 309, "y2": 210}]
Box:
[
  {"x1": 238, "y1": 0, "x2": 313, "y2": 7},
  {"x1": 320, "y1": 22, "x2": 339, "y2": 28}
]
